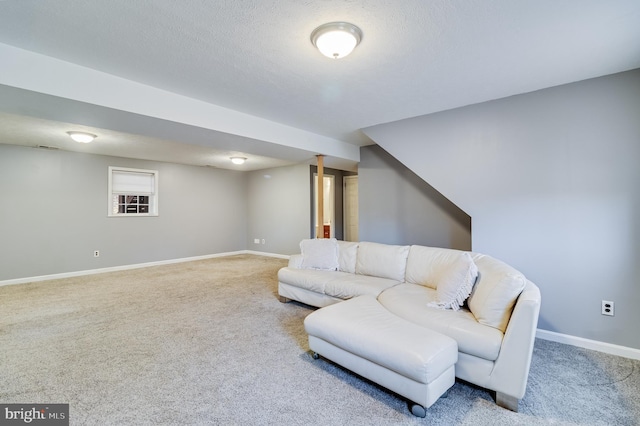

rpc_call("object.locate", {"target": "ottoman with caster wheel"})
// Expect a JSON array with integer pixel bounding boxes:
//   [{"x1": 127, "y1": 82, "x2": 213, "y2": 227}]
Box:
[{"x1": 304, "y1": 295, "x2": 458, "y2": 417}]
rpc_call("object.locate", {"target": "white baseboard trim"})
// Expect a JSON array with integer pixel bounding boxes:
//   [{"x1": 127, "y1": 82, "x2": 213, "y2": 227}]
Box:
[
  {"x1": 0, "y1": 250, "x2": 288, "y2": 287},
  {"x1": 536, "y1": 329, "x2": 640, "y2": 360},
  {"x1": 244, "y1": 250, "x2": 290, "y2": 259}
]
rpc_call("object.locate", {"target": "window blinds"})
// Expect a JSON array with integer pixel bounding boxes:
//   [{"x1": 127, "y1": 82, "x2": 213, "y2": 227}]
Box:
[{"x1": 111, "y1": 170, "x2": 155, "y2": 194}]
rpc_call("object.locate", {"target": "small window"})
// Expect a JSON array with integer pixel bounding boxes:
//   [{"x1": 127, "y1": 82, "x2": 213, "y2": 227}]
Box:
[{"x1": 108, "y1": 167, "x2": 158, "y2": 217}]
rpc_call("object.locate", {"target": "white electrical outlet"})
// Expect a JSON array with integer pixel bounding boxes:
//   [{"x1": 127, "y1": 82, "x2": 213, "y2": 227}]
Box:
[
  {"x1": 601, "y1": 300, "x2": 614, "y2": 316},
  {"x1": 93, "y1": 250, "x2": 100, "y2": 258},
  {"x1": 261, "y1": 239, "x2": 266, "y2": 244},
  {"x1": 254, "y1": 238, "x2": 260, "y2": 244}
]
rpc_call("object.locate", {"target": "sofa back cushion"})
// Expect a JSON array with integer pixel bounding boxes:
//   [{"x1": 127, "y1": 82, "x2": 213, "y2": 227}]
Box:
[
  {"x1": 467, "y1": 254, "x2": 527, "y2": 332},
  {"x1": 356, "y1": 242, "x2": 410, "y2": 282},
  {"x1": 337, "y1": 241, "x2": 358, "y2": 273},
  {"x1": 405, "y1": 245, "x2": 470, "y2": 289}
]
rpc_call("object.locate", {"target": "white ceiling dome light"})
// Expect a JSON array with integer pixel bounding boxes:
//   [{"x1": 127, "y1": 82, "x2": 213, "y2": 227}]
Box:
[
  {"x1": 311, "y1": 22, "x2": 362, "y2": 59},
  {"x1": 67, "y1": 131, "x2": 96, "y2": 143},
  {"x1": 230, "y1": 156, "x2": 246, "y2": 165}
]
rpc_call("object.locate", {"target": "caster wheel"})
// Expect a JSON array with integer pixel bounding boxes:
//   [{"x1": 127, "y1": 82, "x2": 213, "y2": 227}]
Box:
[
  {"x1": 312, "y1": 352, "x2": 320, "y2": 360},
  {"x1": 410, "y1": 403, "x2": 426, "y2": 418}
]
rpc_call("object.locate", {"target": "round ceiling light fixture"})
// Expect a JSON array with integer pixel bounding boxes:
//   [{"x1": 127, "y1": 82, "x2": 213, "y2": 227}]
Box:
[
  {"x1": 311, "y1": 22, "x2": 362, "y2": 59},
  {"x1": 67, "y1": 131, "x2": 97, "y2": 143},
  {"x1": 230, "y1": 157, "x2": 247, "y2": 165}
]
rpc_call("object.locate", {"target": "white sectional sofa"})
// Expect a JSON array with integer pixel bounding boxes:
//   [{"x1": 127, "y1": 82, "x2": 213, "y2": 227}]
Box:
[{"x1": 278, "y1": 239, "x2": 541, "y2": 412}]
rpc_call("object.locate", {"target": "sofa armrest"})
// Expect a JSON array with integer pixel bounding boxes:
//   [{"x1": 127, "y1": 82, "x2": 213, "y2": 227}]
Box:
[
  {"x1": 288, "y1": 254, "x2": 303, "y2": 269},
  {"x1": 488, "y1": 280, "x2": 541, "y2": 400}
]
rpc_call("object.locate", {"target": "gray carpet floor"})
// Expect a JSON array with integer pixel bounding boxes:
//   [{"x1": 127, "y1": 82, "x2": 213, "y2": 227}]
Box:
[{"x1": 1, "y1": 255, "x2": 638, "y2": 425}]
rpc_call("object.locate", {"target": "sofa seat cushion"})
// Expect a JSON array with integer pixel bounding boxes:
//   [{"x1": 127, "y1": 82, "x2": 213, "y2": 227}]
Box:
[
  {"x1": 324, "y1": 274, "x2": 400, "y2": 300},
  {"x1": 277, "y1": 268, "x2": 340, "y2": 294},
  {"x1": 278, "y1": 268, "x2": 399, "y2": 300},
  {"x1": 378, "y1": 283, "x2": 503, "y2": 361}
]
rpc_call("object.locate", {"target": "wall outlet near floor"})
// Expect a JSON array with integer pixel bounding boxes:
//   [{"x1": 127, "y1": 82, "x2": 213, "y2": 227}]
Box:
[
  {"x1": 601, "y1": 300, "x2": 614, "y2": 316},
  {"x1": 93, "y1": 250, "x2": 100, "y2": 258},
  {"x1": 261, "y1": 239, "x2": 266, "y2": 244},
  {"x1": 254, "y1": 238, "x2": 260, "y2": 244}
]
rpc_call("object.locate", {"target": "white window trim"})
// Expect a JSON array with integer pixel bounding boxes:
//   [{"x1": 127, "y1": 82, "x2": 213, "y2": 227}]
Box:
[{"x1": 108, "y1": 166, "x2": 159, "y2": 217}]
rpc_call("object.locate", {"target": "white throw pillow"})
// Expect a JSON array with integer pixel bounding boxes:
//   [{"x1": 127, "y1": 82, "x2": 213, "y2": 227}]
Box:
[
  {"x1": 427, "y1": 252, "x2": 478, "y2": 311},
  {"x1": 300, "y1": 238, "x2": 339, "y2": 271},
  {"x1": 405, "y1": 245, "x2": 468, "y2": 289}
]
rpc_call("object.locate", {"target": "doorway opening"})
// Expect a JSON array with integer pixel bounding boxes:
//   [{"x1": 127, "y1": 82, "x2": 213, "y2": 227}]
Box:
[
  {"x1": 310, "y1": 166, "x2": 358, "y2": 241},
  {"x1": 313, "y1": 174, "x2": 335, "y2": 238},
  {"x1": 343, "y1": 175, "x2": 358, "y2": 241}
]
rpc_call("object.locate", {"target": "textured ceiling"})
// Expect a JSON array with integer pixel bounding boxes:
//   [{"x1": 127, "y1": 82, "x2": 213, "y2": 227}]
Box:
[{"x1": 0, "y1": 0, "x2": 639, "y2": 170}]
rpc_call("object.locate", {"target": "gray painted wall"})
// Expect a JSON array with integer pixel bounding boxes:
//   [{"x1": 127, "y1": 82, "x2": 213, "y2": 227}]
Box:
[
  {"x1": 246, "y1": 163, "x2": 310, "y2": 256},
  {"x1": 358, "y1": 144, "x2": 472, "y2": 250},
  {"x1": 364, "y1": 69, "x2": 640, "y2": 350},
  {"x1": 0, "y1": 144, "x2": 247, "y2": 281}
]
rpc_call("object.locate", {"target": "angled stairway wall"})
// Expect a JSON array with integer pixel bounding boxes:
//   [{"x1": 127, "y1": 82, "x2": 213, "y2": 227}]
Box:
[
  {"x1": 358, "y1": 144, "x2": 471, "y2": 251},
  {"x1": 362, "y1": 69, "x2": 640, "y2": 351}
]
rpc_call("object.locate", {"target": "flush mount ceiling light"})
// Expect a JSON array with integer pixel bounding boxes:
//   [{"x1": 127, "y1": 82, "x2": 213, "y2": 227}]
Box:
[
  {"x1": 67, "y1": 131, "x2": 96, "y2": 143},
  {"x1": 311, "y1": 22, "x2": 362, "y2": 59},
  {"x1": 230, "y1": 157, "x2": 247, "y2": 165}
]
